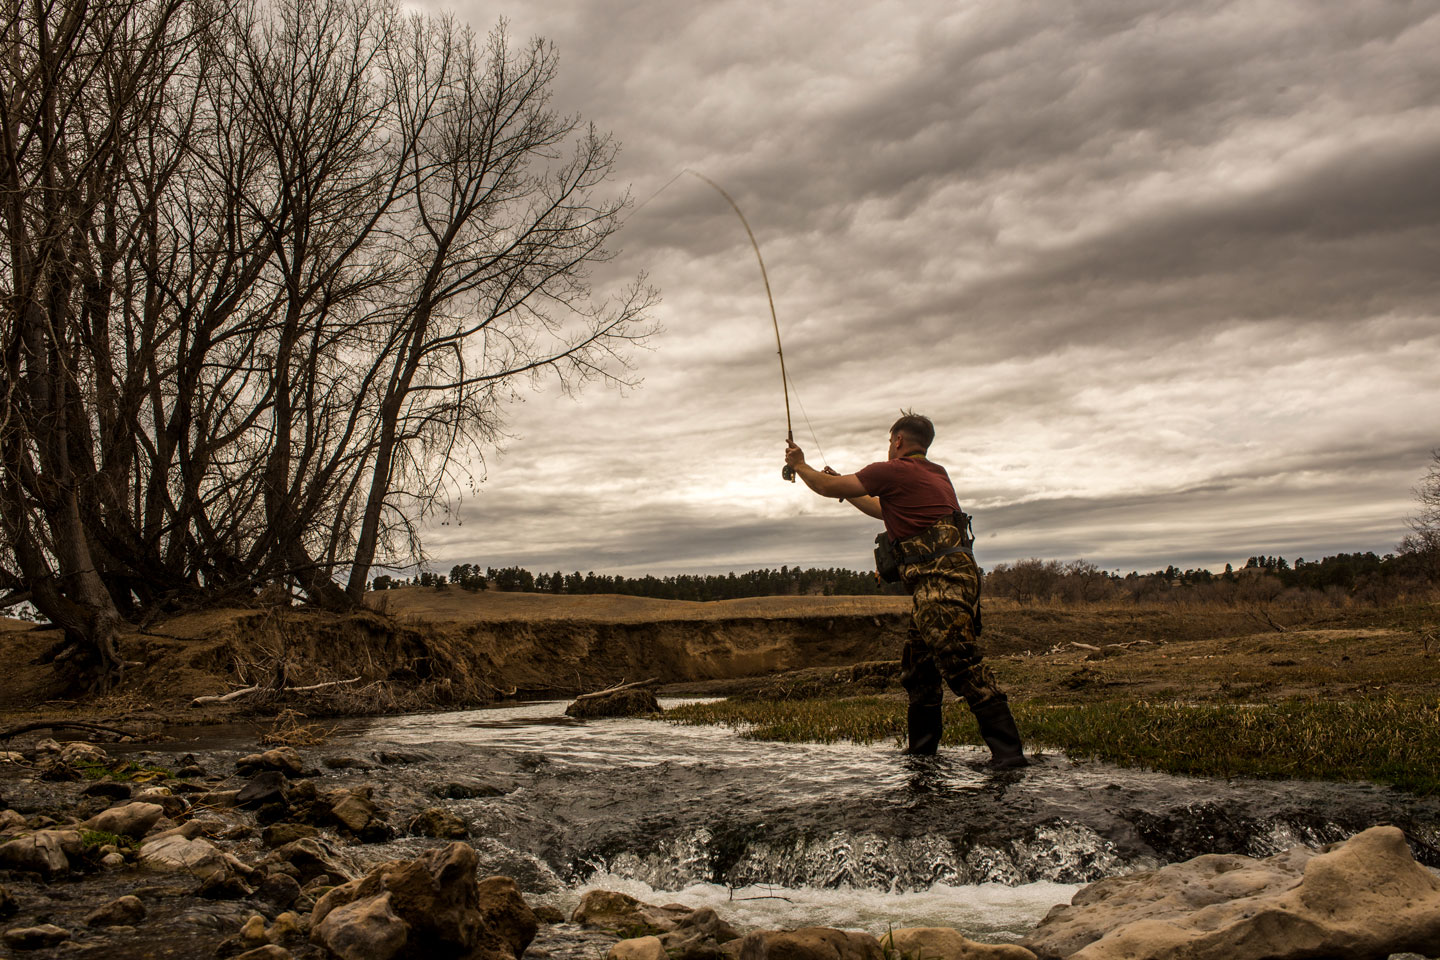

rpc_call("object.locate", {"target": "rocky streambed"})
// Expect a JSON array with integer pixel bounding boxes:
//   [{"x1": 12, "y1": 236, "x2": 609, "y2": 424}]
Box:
[{"x1": 3, "y1": 701, "x2": 1440, "y2": 960}]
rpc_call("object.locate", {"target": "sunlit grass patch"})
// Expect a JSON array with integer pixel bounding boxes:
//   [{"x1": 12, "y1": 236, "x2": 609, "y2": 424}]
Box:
[
  {"x1": 665, "y1": 696, "x2": 1440, "y2": 794},
  {"x1": 1023, "y1": 698, "x2": 1440, "y2": 794}
]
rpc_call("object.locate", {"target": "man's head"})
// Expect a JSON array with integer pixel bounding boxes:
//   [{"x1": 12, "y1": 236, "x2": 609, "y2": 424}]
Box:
[{"x1": 888, "y1": 410, "x2": 934, "y2": 458}]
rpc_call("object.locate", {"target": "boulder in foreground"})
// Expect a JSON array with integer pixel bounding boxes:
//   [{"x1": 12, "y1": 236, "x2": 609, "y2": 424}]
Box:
[
  {"x1": 310, "y1": 841, "x2": 536, "y2": 960},
  {"x1": 1022, "y1": 825, "x2": 1440, "y2": 960}
]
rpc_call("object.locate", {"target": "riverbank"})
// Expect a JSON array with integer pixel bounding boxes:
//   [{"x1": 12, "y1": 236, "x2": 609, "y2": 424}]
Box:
[{"x1": 2, "y1": 592, "x2": 1435, "y2": 792}]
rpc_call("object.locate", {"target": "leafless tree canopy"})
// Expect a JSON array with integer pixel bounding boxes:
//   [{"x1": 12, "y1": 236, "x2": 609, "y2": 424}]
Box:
[
  {"x1": 1399, "y1": 449, "x2": 1440, "y2": 579},
  {"x1": 0, "y1": 0, "x2": 657, "y2": 688}
]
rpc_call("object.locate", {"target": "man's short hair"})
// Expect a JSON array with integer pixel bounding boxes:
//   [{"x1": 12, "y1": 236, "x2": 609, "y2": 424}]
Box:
[{"x1": 890, "y1": 410, "x2": 935, "y2": 450}]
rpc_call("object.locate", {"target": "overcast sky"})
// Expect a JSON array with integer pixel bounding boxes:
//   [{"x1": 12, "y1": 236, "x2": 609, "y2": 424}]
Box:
[{"x1": 412, "y1": 0, "x2": 1439, "y2": 579}]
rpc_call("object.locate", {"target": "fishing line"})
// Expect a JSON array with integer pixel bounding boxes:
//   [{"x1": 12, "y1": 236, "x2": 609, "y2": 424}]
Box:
[{"x1": 618, "y1": 167, "x2": 829, "y2": 480}]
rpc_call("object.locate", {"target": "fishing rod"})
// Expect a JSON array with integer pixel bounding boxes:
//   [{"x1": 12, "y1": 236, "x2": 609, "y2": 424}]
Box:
[
  {"x1": 685, "y1": 170, "x2": 798, "y2": 482},
  {"x1": 626, "y1": 169, "x2": 826, "y2": 481}
]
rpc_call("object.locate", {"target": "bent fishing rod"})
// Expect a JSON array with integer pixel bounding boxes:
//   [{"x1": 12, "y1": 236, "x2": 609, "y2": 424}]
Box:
[{"x1": 685, "y1": 170, "x2": 809, "y2": 483}]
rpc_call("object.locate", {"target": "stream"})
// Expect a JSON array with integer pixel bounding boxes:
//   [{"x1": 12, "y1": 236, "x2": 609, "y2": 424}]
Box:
[{"x1": 227, "y1": 697, "x2": 1440, "y2": 949}]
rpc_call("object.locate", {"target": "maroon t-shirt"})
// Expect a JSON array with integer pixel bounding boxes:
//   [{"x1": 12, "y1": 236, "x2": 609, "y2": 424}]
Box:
[{"x1": 855, "y1": 456, "x2": 961, "y2": 540}]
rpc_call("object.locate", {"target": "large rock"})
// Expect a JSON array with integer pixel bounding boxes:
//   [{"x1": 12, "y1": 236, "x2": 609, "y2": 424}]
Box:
[
  {"x1": 266, "y1": 837, "x2": 356, "y2": 885},
  {"x1": 310, "y1": 842, "x2": 536, "y2": 960},
  {"x1": 81, "y1": 801, "x2": 165, "y2": 839},
  {"x1": 328, "y1": 788, "x2": 391, "y2": 840},
  {"x1": 315, "y1": 892, "x2": 408, "y2": 959},
  {"x1": 608, "y1": 936, "x2": 668, "y2": 960},
  {"x1": 661, "y1": 906, "x2": 743, "y2": 960},
  {"x1": 570, "y1": 889, "x2": 693, "y2": 934},
  {"x1": 3, "y1": 924, "x2": 71, "y2": 949},
  {"x1": 409, "y1": 807, "x2": 469, "y2": 839},
  {"x1": 59, "y1": 741, "x2": 108, "y2": 764},
  {"x1": 883, "y1": 928, "x2": 1035, "y2": 960},
  {"x1": 565, "y1": 688, "x2": 662, "y2": 719},
  {"x1": 0, "y1": 830, "x2": 81, "y2": 879},
  {"x1": 737, "y1": 928, "x2": 885, "y2": 960},
  {"x1": 1022, "y1": 825, "x2": 1440, "y2": 960},
  {"x1": 138, "y1": 834, "x2": 231, "y2": 882},
  {"x1": 85, "y1": 895, "x2": 146, "y2": 927},
  {"x1": 237, "y1": 747, "x2": 305, "y2": 778},
  {"x1": 238, "y1": 771, "x2": 290, "y2": 809}
]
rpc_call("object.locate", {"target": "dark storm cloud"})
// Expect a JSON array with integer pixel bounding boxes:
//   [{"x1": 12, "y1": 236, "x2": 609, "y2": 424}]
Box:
[{"x1": 414, "y1": 0, "x2": 1440, "y2": 578}]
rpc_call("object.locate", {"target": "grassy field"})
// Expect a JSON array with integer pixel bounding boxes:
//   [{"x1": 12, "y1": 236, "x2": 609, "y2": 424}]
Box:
[
  {"x1": 667, "y1": 597, "x2": 1440, "y2": 793},
  {"x1": 369, "y1": 586, "x2": 910, "y2": 622}
]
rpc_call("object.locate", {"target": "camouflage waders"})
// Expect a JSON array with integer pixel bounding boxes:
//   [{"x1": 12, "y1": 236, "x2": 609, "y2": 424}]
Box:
[{"x1": 896, "y1": 512, "x2": 1007, "y2": 711}]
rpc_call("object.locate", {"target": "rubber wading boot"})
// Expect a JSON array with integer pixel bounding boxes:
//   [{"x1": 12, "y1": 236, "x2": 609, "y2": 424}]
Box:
[
  {"x1": 902, "y1": 703, "x2": 943, "y2": 755},
  {"x1": 972, "y1": 699, "x2": 1028, "y2": 769}
]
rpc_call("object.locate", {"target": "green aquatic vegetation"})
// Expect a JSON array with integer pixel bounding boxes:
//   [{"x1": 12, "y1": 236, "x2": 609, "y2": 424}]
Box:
[
  {"x1": 665, "y1": 696, "x2": 1440, "y2": 795},
  {"x1": 80, "y1": 830, "x2": 137, "y2": 851},
  {"x1": 75, "y1": 760, "x2": 172, "y2": 782}
]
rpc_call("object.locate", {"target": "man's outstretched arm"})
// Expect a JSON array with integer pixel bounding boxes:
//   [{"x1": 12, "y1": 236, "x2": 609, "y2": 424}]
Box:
[{"x1": 784, "y1": 442, "x2": 882, "y2": 519}]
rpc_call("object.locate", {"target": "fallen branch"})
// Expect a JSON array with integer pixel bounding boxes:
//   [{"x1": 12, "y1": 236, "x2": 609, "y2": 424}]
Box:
[
  {"x1": 0, "y1": 720, "x2": 139, "y2": 741},
  {"x1": 572, "y1": 677, "x2": 659, "y2": 701},
  {"x1": 189, "y1": 676, "x2": 361, "y2": 707}
]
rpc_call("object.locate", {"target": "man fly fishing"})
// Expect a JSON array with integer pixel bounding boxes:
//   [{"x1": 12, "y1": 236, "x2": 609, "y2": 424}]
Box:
[{"x1": 783, "y1": 412, "x2": 1028, "y2": 768}]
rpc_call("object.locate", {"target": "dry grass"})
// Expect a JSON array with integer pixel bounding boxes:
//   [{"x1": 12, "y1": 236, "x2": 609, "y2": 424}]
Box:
[
  {"x1": 257, "y1": 708, "x2": 336, "y2": 747},
  {"x1": 369, "y1": 586, "x2": 909, "y2": 622}
]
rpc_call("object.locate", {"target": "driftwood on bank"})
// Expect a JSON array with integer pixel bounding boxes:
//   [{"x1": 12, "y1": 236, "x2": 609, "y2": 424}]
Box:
[
  {"x1": 571, "y1": 677, "x2": 659, "y2": 702},
  {"x1": 0, "y1": 720, "x2": 139, "y2": 741},
  {"x1": 189, "y1": 676, "x2": 361, "y2": 707}
]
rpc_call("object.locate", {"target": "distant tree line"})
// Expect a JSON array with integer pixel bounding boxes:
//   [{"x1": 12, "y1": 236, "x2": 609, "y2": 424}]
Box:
[
  {"x1": 372, "y1": 564, "x2": 898, "y2": 599},
  {"x1": 364, "y1": 543, "x2": 1438, "y2": 606},
  {"x1": 985, "y1": 549, "x2": 1436, "y2": 607}
]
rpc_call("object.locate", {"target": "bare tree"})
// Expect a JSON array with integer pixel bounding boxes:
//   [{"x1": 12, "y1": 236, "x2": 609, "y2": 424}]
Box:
[
  {"x1": 1398, "y1": 448, "x2": 1440, "y2": 581},
  {"x1": 0, "y1": 0, "x2": 656, "y2": 689}
]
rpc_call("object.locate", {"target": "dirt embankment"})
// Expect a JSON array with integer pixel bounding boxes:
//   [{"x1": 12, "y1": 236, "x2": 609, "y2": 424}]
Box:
[
  {"x1": 3, "y1": 588, "x2": 1432, "y2": 727},
  {"x1": 0, "y1": 589, "x2": 911, "y2": 723}
]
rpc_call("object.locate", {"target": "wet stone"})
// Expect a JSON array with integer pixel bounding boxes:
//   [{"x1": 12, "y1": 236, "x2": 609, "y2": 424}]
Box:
[
  {"x1": 200, "y1": 873, "x2": 256, "y2": 900},
  {"x1": 59, "y1": 741, "x2": 109, "y2": 765},
  {"x1": 80, "y1": 800, "x2": 165, "y2": 839},
  {"x1": 373, "y1": 749, "x2": 437, "y2": 765},
  {"x1": 3, "y1": 923, "x2": 71, "y2": 949},
  {"x1": 255, "y1": 873, "x2": 302, "y2": 910},
  {"x1": 432, "y1": 778, "x2": 506, "y2": 799},
  {"x1": 237, "y1": 771, "x2": 289, "y2": 809},
  {"x1": 236, "y1": 747, "x2": 304, "y2": 779},
  {"x1": 80, "y1": 781, "x2": 132, "y2": 801},
  {"x1": 0, "y1": 884, "x2": 16, "y2": 918},
  {"x1": 233, "y1": 946, "x2": 293, "y2": 959},
  {"x1": 321, "y1": 755, "x2": 373, "y2": 770},
  {"x1": 85, "y1": 894, "x2": 146, "y2": 927},
  {"x1": 262, "y1": 823, "x2": 317, "y2": 848},
  {"x1": 408, "y1": 806, "x2": 469, "y2": 839},
  {"x1": 533, "y1": 905, "x2": 567, "y2": 924}
]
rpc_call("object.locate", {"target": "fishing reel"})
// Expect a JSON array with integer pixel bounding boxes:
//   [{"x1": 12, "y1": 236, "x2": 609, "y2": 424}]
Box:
[{"x1": 782, "y1": 464, "x2": 796, "y2": 483}]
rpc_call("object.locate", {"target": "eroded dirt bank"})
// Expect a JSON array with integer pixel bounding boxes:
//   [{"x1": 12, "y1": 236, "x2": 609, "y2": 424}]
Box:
[
  {"x1": 2, "y1": 589, "x2": 1433, "y2": 727},
  {"x1": 0, "y1": 597, "x2": 912, "y2": 724}
]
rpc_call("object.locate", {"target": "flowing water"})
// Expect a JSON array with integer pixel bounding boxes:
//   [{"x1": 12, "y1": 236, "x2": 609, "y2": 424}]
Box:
[{"x1": 242, "y1": 697, "x2": 1440, "y2": 949}]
